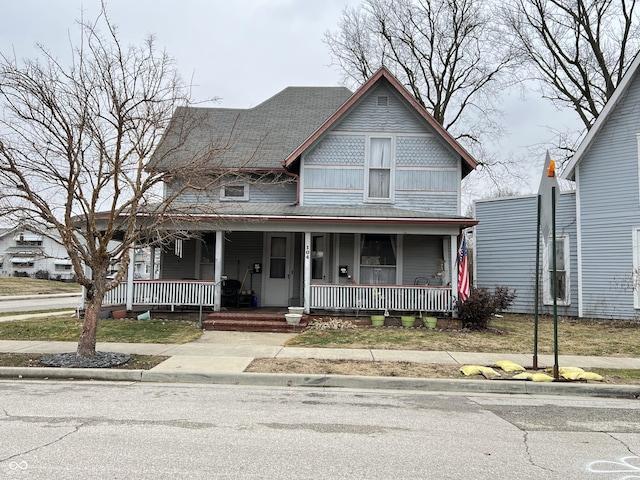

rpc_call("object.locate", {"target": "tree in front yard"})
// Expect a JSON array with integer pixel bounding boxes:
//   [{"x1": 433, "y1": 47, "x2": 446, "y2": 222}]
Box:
[{"x1": 0, "y1": 6, "x2": 222, "y2": 357}]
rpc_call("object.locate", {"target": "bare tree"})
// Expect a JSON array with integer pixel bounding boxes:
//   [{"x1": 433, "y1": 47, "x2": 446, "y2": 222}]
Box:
[
  {"x1": 325, "y1": 0, "x2": 515, "y2": 160},
  {"x1": 501, "y1": 0, "x2": 640, "y2": 132},
  {"x1": 0, "y1": 7, "x2": 222, "y2": 357}
]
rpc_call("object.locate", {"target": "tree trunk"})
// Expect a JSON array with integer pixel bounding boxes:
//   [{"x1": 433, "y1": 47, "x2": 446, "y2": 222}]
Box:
[{"x1": 77, "y1": 295, "x2": 103, "y2": 357}]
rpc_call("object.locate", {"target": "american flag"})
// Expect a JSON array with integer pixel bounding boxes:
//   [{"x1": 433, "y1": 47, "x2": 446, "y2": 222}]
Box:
[{"x1": 458, "y1": 235, "x2": 470, "y2": 302}]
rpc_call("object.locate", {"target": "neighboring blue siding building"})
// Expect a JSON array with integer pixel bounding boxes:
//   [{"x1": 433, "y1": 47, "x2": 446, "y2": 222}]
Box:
[
  {"x1": 475, "y1": 192, "x2": 579, "y2": 318},
  {"x1": 476, "y1": 54, "x2": 640, "y2": 321}
]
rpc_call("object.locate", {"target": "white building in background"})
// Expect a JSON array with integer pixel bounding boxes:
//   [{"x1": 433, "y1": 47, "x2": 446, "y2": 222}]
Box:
[{"x1": 0, "y1": 225, "x2": 75, "y2": 281}]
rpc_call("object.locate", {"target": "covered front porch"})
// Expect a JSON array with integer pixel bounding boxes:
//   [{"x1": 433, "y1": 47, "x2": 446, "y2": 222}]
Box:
[{"x1": 99, "y1": 208, "x2": 475, "y2": 317}]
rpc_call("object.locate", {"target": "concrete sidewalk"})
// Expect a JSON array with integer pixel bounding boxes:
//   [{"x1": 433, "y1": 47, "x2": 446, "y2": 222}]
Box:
[{"x1": 1, "y1": 331, "x2": 639, "y2": 399}]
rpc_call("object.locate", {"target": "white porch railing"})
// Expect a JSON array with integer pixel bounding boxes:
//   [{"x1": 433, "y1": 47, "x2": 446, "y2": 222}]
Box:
[
  {"x1": 310, "y1": 284, "x2": 453, "y2": 314},
  {"x1": 103, "y1": 280, "x2": 216, "y2": 310},
  {"x1": 102, "y1": 280, "x2": 453, "y2": 314}
]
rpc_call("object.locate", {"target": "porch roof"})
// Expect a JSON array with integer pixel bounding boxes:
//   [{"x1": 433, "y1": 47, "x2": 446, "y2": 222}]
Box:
[{"x1": 170, "y1": 202, "x2": 477, "y2": 228}]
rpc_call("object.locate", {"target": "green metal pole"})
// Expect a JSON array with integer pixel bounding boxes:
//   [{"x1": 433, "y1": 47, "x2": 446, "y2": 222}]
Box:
[
  {"x1": 534, "y1": 195, "x2": 541, "y2": 369},
  {"x1": 552, "y1": 187, "x2": 559, "y2": 380}
]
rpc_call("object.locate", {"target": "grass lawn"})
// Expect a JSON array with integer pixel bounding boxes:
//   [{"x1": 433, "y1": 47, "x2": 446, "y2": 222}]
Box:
[
  {"x1": 0, "y1": 277, "x2": 81, "y2": 296},
  {"x1": 289, "y1": 314, "x2": 640, "y2": 357},
  {"x1": 0, "y1": 315, "x2": 202, "y2": 343}
]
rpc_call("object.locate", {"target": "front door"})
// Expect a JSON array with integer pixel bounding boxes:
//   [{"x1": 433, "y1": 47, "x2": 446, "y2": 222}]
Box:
[{"x1": 263, "y1": 233, "x2": 292, "y2": 306}]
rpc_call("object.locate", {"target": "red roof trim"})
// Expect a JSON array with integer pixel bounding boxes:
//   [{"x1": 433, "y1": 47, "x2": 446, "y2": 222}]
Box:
[{"x1": 282, "y1": 67, "x2": 477, "y2": 171}]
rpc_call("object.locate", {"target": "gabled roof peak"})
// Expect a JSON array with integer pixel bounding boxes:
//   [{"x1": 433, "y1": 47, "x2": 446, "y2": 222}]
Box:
[{"x1": 282, "y1": 66, "x2": 477, "y2": 174}]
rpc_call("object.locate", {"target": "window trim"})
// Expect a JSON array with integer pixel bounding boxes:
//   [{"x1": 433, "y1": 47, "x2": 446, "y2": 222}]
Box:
[
  {"x1": 364, "y1": 135, "x2": 395, "y2": 204},
  {"x1": 220, "y1": 183, "x2": 249, "y2": 202},
  {"x1": 543, "y1": 234, "x2": 570, "y2": 306}
]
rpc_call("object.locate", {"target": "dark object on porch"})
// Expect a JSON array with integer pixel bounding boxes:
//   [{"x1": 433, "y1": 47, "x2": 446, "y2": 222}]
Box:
[
  {"x1": 414, "y1": 276, "x2": 429, "y2": 285},
  {"x1": 221, "y1": 279, "x2": 242, "y2": 308}
]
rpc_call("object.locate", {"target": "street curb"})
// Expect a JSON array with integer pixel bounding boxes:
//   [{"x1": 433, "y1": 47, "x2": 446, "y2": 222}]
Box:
[
  {"x1": 1, "y1": 367, "x2": 639, "y2": 399},
  {"x1": 0, "y1": 367, "x2": 142, "y2": 382}
]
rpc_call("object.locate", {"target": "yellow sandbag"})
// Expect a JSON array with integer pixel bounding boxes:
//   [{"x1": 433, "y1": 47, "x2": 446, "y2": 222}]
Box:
[
  {"x1": 530, "y1": 373, "x2": 554, "y2": 382},
  {"x1": 459, "y1": 365, "x2": 501, "y2": 378},
  {"x1": 460, "y1": 365, "x2": 482, "y2": 376},
  {"x1": 512, "y1": 372, "x2": 533, "y2": 380},
  {"x1": 577, "y1": 372, "x2": 603, "y2": 381},
  {"x1": 560, "y1": 370, "x2": 584, "y2": 380},
  {"x1": 559, "y1": 366, "x2": 585, "y2": 375},
  {"x1": 493, "y1": 360, "x2": 526, "y2": 372}
]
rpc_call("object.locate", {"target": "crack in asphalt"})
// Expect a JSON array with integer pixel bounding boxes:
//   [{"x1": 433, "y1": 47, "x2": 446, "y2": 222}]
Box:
[{"x1": 605, "y1": 432, "x2": 640, "y2": 457}]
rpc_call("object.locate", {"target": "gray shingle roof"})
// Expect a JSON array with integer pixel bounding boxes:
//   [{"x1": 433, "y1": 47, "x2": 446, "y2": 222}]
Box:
[{"x1": 152, "y1": 86, "x2": 353, "y2": 170}]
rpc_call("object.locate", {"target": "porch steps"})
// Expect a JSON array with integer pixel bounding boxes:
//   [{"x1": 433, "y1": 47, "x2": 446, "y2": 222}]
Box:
[{"x1": 202, "y1": 310, "x2": 309, "y2": 333}]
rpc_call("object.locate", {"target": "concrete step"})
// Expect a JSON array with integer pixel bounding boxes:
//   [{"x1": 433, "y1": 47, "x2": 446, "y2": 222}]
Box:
[{"x1": 202, "y1": 310, "x2": 308, "y2": 333}]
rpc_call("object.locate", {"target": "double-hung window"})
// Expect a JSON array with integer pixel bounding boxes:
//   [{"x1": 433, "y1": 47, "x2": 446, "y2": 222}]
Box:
[
  {"x1": 360, "y1": 234, "x2": 397, "y2": 284},
  {"x1": 366, "y1": 137, "x2": 393, "y2": 202}
]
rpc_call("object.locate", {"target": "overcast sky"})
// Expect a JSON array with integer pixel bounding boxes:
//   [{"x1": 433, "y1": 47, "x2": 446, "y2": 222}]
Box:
[{"x1": 1, "y1": 0, "x2": 581, "y2": 194}]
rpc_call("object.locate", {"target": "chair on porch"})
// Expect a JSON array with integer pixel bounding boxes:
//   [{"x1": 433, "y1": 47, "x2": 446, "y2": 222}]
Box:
[
  {"x1": 414, "y1": 276, "x2": 429, "y2": 285},
  {"x1": 221, "y1": 279, "x2": 242, "y2": 308}
]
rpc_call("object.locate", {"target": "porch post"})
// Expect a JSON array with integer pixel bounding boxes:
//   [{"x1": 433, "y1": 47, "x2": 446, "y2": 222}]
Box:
[
  {"x1": 450, "y1": 235, "x2": 458, "y2": 317},
  {"x1": 213, "y1": 230, "x2": 224, "y2": 312},
  {"x1": 149, "y1": 246, "x2": 156, "y2": 280},
  {"x1": 303, "y1": 231, "x2": 311, "y2": 314},
  {"x1": 126, "y1": 246, "x2": 135, "y2": 311}
]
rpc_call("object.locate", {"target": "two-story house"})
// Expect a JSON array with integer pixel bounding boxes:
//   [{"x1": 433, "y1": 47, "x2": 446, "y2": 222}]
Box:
[
  {"x1": 475, "y1": 53, "x2": 640, "y2": 321},
  {"x1": 0, "y1": 225, "x2": 75, "y2": 281},
  {"x1": 105, "y1": 68, "x2": 477, "y2": 315}
]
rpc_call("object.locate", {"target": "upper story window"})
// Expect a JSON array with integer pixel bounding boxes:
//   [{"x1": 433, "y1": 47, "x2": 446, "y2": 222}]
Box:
[
  {"x1": 365, "y1": 136, "x2": 394, "y2": 203},
  {"x1": 14, "y1": 232, "x2": 43, "y2": 246},
  {"x1": 221, "y1": 184, "x2": 249, "y2": 202},
  {"x1": 377, "y1": 95, "x2": 389, "y2": 107}
]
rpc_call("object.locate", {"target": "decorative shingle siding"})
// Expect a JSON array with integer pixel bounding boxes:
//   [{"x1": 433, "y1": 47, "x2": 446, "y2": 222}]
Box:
[
  {"x1": 397, "y1": 136, "x2": 456, "y2": 167},
  {"x1": 334, "y1": 84, "x2": 426, "y2": 133},
  {"x1": 305, "y1": 135, "x2": 364, "y2": 165},
  {"x1": 475, "y1": 193, "x2": 578, "y2": 317},
  {"x1": 573, "y1": 75, "x2": 640, "y2": 320}
]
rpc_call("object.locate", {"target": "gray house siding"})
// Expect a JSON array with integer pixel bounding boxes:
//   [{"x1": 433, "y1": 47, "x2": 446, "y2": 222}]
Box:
[
  {"x1": 165, "y1": 176, "x2": 297, "y2": 206},
  {"x1": 300, "y1": 85, "x2": 460, "y2": 215},
  {"x1": 333, "y1": 84, "x2": 425, "y2": 133},
  {"x1": 401, "y1": 235, "x2": 444, "y2": 285},
  {"x1": 475, "y1": 193, "x2": 578, "y2": 317},
  {"x1": 161, "y1": 239, "x2": 197, "y2": 279},
  {"x1": 574, "y1": 76, "x2": 640, "y2": 320}
]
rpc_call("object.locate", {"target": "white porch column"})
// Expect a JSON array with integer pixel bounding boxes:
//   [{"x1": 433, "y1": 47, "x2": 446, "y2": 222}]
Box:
[
  {"x1": 450, "y1": 235, "x2": 458, "y2": 317},
  {"x1": 213, "y1": 230, "x2": 224, "y2": 312},
  {"x1": 126, "y1": 247, "x2": 135, "y2": 311},
  {"x1": 303, "y1": 232, "x2": 311, "y2": 314}
]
